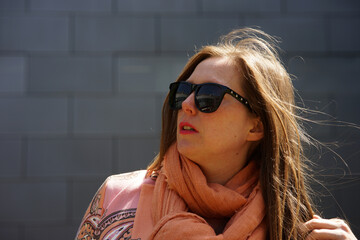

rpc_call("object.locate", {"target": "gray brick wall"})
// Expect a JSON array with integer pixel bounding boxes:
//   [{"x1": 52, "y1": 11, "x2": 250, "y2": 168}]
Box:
[
  {"x1": 30, "y1": 0, "x2": 112, "y2": 12},
  {"x1": 0, "y1": 181, "x2": 67, "y2": 222},
  {"x1": 244, "y1": 16, "x2": 328, "y2": 51},
  {"x1": 0, "y1": 97, "x2": 68, "y2": 134},
  {"x1": 161, "y1": 17, "x2": 242, "y2": 51},
  {"x1": 0, "y1": 139, "x2": 22, "y2": 177},
  {"x1": 27, "y1": 138, "x2": 113, "y2": 177},
  {"x1": 73, "y1": 96, "x2": 158, "y2": 134},
  {"x1": 116, "y1": 0, "x2": 198, "y2": 13},
  {"x1": 0, "y1": 0, "x2": 359, "y2": 239},
  {"x1": 0, "y1": 57, "x2": 25, "y2": 92},
  {"x1": 0, "y1": 14, "x2": 69, "y2": 51},
  {"x1": 29, "y1": 56, "x2": 113, "y2": 92},
  {"x1": 201, "y1": 0, "x2": 281, "y2": 12},
  {"x1": 74, "y1": 16, "x2": 156, "y2": 52}
]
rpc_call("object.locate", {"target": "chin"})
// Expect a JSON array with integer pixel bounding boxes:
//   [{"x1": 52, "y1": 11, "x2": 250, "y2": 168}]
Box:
[{"x1": 176, "y1": 141, "x2": 196, "y2": 159}]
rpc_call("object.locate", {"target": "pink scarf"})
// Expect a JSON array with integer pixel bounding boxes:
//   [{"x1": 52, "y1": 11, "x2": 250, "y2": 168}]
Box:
[{"x1": 149, "y1": 144, "x2": 267, "y2": 239}]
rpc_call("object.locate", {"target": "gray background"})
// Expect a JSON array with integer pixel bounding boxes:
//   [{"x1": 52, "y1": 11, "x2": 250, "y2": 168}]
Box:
[{"x1": 0, "y1": 0, "x2": 359, "y2": 239}]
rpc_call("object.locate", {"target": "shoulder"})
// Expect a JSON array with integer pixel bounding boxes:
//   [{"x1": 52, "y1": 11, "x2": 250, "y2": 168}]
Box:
[
  {"x1": 105, "y1": 170, "x2": 148, "y2": 190},
  {"x1": 75, "y1": 170, "x2": 152, "y2": 240},
  {"x1": 102, "y1": 170, "x2": 154, "y2": 211},
  {"x1": 103, "y1": 170, "x2": 150, "y2": 200}
]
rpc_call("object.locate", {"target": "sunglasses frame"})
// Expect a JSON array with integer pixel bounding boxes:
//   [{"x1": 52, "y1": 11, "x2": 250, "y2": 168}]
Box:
[{"x1": 169, "y1": 81, "x2": 252, "y2": 113}]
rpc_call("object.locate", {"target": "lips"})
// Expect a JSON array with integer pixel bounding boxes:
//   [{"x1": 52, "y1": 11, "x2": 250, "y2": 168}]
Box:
[{"x1": 179, "y1": 122, "x2": 198, "y2": 134}]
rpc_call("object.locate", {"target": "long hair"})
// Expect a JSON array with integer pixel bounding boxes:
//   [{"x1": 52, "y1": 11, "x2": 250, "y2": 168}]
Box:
[{"x1": 147, "y1": 28, "x2": 315, "y2": 240}]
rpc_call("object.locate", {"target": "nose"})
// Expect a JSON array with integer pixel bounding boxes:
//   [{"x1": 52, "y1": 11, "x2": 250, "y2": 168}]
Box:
[{"x1": 181, "y1": 92, "x2": 197, "y2": 115}]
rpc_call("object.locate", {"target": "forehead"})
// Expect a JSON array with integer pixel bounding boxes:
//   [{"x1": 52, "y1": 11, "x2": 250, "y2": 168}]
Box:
[{"x1": 187, "y1": 57, "x2": 243, "y2": 93}]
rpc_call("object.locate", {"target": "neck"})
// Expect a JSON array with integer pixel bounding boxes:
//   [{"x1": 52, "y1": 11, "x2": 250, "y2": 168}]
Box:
[
  {"x1": 197, "y1": 150, "x2": 250, "y2": 185},
  {"x1": 200, "y1": 163, "x2": 244, "y2": 185}
]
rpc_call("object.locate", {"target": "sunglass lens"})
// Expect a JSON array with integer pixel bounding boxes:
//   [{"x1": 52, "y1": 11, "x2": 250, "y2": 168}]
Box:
[
  {"x1": 169, "y1": 82, "x2": 191, "y2": 110},
  {"x1": 196, "y1": 85, "x2": 223, "y2": 113}
]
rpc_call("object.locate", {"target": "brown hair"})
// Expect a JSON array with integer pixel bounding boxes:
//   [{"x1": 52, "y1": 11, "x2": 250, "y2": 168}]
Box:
[{"x1": 148, "y1": 28, "x2": 315, "y2": 240}]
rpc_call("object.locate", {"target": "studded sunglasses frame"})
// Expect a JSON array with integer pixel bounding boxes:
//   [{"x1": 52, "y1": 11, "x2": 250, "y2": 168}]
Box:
[{"x1": 169, "y1": 81, "x2": 252, "y2": 113}]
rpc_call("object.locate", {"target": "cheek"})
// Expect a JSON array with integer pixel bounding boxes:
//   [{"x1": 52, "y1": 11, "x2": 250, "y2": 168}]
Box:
[
  {"x1": 204, "y1": 114, "x2": 248, "y2": 144},
  {"x1": 226, "y1": 112, "x2": 250, "y2": 136}
]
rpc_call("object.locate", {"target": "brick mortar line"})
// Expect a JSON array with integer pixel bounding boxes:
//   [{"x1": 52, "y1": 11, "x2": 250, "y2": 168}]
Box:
[
  {"x1": 280, "y1": 0, "x2": 287, "y2": 14},
  {"x1": 24, "y1": 0, "x2": 30, "y2": 13},
  {"x1": 2, "y1": 50, "x2": 359, "y2": 57},
  {"x1": 69, "y1": 13, "x2": 75, "y2": 54},
  {"x1": 67, "y1": 94, "x2": 74, "y2": 136},
  {"x1": 196, "y1": 0, "x2": 203, "y2": 15},
  {"x1": 0, "y1": 133, "x2": 161, "y2": 140},
  {"x1": 154, "y1": 14, "x2": 162, "y2": 54},
  {"x1": 0, "y1": 176, "x2": 106, "y2": 183},
  {"x1": 66, "y1": 178, "x2": 74, "y2": 224},
  {"x1": 112, "y1": 137, "x2": 119, "y2": 174},
  {"x1": 19, "y1": 223, "x2": 25, "y2": 240},
  {"x1": 324, "y1": 14, "x2": 332, "y2": 53},
  {"x1": 24, "y1": 52, "x2": 31, "y2": 96},
  {"x1": 20, "y1": 136, "x2": 28, "y2": 178},
  {"x1": 2, "y1": 11, "x2": 360, "y2": 18},
  {"x1": 0, "y1": 91, "x2": 164, "y2": 98},
  {"x1": 111, "y1": 54, "x2": 118, "y2": 94},
  {"x1": 111, "y1": 0, "x2": 118, "y2": 14}
]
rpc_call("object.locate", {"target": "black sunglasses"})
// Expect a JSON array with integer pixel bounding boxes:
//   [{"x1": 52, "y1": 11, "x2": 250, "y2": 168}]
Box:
[{"x1": 169, "y1": 81, "x2": 252, "y2": 113}]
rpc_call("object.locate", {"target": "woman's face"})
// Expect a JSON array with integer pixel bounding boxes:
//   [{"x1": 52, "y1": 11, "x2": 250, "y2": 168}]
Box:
[{"x1": 176, "y1": 57, "x2": 261, "y2": 181}]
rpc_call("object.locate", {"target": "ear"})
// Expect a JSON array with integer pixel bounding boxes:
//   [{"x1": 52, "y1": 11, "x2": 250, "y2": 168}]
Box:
[{"x1": 247, "y1": 117, "x2": 264, "y2": 142}]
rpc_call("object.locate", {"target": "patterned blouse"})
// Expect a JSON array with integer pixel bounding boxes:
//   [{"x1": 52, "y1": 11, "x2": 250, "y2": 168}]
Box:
[{"x1": 75, "y1": 170, "x2": 152, "y2": 240}]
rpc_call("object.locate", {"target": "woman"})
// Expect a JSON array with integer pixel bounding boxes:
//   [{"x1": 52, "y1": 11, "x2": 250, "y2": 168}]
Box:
[{"x1": 75, "y1": 28, "x2": 357, "y2": 240}]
